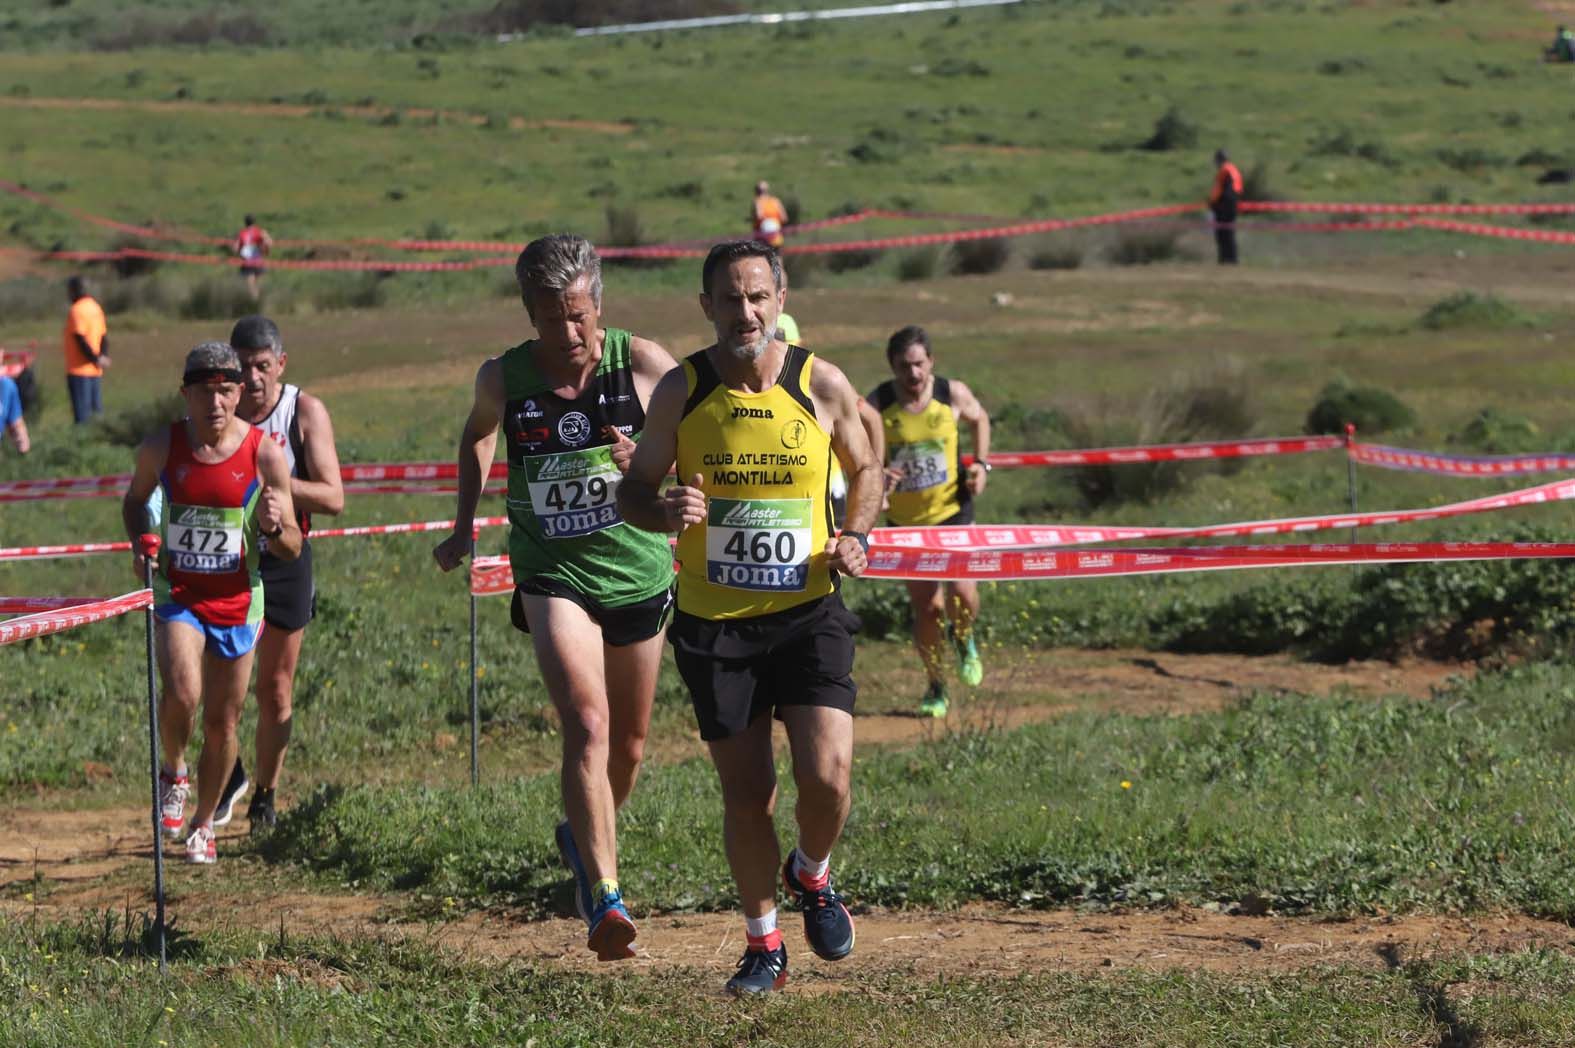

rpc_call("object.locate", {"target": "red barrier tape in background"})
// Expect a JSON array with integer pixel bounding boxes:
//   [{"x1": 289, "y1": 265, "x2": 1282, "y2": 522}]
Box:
[
  {"x1": 0, "y1": 516, "x2": 511, "y2": 560},
  {"x1": 0, "y1": 589, "x2": 151, "y2": 644},
  {"x1": 0, "y1": 595, "x2": 103, "y2": 614},
  {"x1": 1351, "y1": 443, "x2": 1575, "y2": 476}
]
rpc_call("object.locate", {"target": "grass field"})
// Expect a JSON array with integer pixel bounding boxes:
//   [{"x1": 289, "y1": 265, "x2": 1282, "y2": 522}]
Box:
[{"x1": 7, "y1": 1, "x2": 1575, "y2": 1044}]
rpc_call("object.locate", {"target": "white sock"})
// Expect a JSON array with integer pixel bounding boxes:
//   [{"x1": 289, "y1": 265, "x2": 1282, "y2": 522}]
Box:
[
  {"x1": 744, "y1": 910, "x2": 778, "y2": 939},
  {"x1": 793, "y1": 847, "x2": 830, "y2": 884}
]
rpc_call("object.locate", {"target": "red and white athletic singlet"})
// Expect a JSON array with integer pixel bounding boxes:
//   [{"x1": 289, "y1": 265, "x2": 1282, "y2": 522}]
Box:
[
  {"x1": 155, "y1": 423, "x2": 266, "y2": 626},
  {"x1": 253, "y1": 383, "x2": 311, "y2": 537}
]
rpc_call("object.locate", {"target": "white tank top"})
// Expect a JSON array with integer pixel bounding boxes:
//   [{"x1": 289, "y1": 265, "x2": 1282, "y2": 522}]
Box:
[{"x1": 255, "y1": 384, "x2": 303, "y2": 479}]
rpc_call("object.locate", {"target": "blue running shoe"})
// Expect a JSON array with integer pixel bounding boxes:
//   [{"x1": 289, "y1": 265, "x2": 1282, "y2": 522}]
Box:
[
  {"x1": 554, "y1": 820, "x2": 594, "y2": 924},
  {"x1": 586, "y1": 889, "x2": 638, "y2": 961},
  {"x1": 725, "y1": 944, "x2": 789, "y2": 996},
  {"x1": 782, "y1": 853, "x2": 856, "y2": 961}
]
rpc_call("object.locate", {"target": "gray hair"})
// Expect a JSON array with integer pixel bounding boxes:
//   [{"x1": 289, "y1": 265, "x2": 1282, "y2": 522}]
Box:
[
  {"x1": 230, "y1": 314, "x2": 283, "y2": 354},
  {"x1": 181, "y1": 340, "x2": 242, "y2": 385},
  {"x1": 515, "y1": 234, "x2": 603, "y2": 312}
]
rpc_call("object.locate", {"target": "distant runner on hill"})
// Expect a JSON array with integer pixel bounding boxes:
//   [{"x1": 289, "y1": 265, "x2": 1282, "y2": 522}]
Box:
[
  {"x1": 750, "y1": 181, "x2": 788, "y2": 248},
  {"x1": 234, "y1": 215, "x2": 274, "y2": 300}
]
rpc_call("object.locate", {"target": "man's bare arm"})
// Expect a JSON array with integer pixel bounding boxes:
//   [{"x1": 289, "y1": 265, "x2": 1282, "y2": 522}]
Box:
[
  {"x1": 292, "y1": 392, "x2": 345, "y2": 516},
  {"x1": 257, "y1": 438, "x2": 303, "y2": 561},
  {"x1": 121, "y1": 432, "x2": 168, "y2": 580},
  {"x1": 951, "y1": 379, "x2": 992, "y2": 495},
  {"x1": 618, "y1": 367, "x2": 703, "y2": 533},
  {"x1": 433, "y1": 359, "x2": 504, "y2": 571},
  {"x1": 811, "y1": 360, "x2": 878, "y2": 576}
]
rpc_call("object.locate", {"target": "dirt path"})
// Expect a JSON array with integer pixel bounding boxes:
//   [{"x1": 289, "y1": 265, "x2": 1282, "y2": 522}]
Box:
[
  {"x1": 0, "y1": 651, "x2": 1497, "y2": 981},
  {"x1": 0, "y1": 95, "x2": 633, "y2": 134}
]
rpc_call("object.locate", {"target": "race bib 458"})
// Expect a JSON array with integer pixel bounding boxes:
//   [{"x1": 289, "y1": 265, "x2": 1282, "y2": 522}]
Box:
[
  {"x1": 891, "y1": 439, "x2": 950, "y2": 493},
  {"x1": 706, "y1": 497, "x2": 812, "y2": 591},
  {"x1": 168, "y1": 504, "x2": 244, "y2": 574}
]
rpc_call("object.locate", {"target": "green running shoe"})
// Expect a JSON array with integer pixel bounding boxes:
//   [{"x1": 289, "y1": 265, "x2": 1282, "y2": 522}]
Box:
[
  {"x1": 955, "y1": 633, "x2": 983, "y2": 687},
  {"x1": 919, "y1": 681, "x2": 949, "y2": 718}
]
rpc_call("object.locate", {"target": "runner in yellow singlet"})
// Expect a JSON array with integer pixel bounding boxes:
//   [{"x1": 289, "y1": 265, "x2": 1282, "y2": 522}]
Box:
[
  {"x1": 867, "y1": 325, "x2": 992, "y2": 717},
  {"x1": 619, "y1": 240, "x2": 880, "y2": 997}
]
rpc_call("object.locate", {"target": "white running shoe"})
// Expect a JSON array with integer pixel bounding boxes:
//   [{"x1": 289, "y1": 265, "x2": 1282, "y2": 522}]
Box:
[
  {"x1": 185, "y1": 824, "x2": 217, "y2": 865},
  {"x1": 159, "y1": 771, "x2": 189, "y2": 839}
]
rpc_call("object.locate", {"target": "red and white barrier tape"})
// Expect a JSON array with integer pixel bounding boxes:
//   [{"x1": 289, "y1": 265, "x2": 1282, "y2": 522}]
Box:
[
  {"x1": 471, "y1": 542, "x2": 1575, "y2": 590},
  {"x1": 0, "y1": 589, "x2": 152, "y2": 644},
  {"x1": 875, "y1": 476, "x2": 1575, "y2": 550},
  {"x1": 1350, "y1": 443, "x2": 1575, "y2": 477},
  {"x1": 862, "y1": 541, "x2": 1575, "y2": 581},
  {"x1": 973, "y1": 435, "x2": 1341, "y2": 467},
  {"x1": 1243, "y1": 201, "x2": 1575, "y2": 217},
  {"x1": 0, "y1": 595, "x2": 103, "y2": 614}
]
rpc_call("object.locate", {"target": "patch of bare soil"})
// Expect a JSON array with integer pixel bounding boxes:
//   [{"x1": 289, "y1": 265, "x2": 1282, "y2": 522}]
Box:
[{"x1": 0, "y1": 96, "x2": 632, "y2": 134}]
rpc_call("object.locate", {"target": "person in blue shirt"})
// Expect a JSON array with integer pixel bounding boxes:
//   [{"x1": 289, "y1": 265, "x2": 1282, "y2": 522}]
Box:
[{"x1": 0, "y1": 375, "x2": 29, "y2": 453}]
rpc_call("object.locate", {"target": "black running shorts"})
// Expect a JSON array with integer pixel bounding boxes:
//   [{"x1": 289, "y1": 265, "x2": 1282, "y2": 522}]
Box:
[
  {"x1": 670, "y1": 592, "x2": 859, "y2": 742},
  {"x1": 511, "y1": 577, "x2": 673, "y2": 648},
  {"x1": 259, "y1": 541, "x2": 316, "y2": 632}
]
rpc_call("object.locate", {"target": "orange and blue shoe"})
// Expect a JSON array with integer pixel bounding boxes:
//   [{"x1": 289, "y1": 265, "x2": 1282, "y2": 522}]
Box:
[
  {"x1": 781, "y1": 852, "x2": 855, "y2": 961},
  {"x1": 726, "y1": 942, "x2": 789, "y2": 996},
  {"x1": 586, "y1": 886, "x2": 637, "y2": 962}
]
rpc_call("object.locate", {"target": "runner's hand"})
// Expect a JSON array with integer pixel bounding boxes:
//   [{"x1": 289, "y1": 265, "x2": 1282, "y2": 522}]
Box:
[
  {"x1": 883, "y1": 466, "x2": 903, "y2": 493},
  {"x1": 133, "y1": 533, "x2": 160, "y2": 582},
  {"x1": 605, "y1": 425, "x2": 637, "y2": 474},
  {"x1": 259, "y1": 484, "x2": 287, "y2": 537},
  {"x1": 664, "y1": 473, "x2": 707, "y2": 531},
  {"x1": 966, "y1": 461, "x2": 988, "y2": 496},
  {"x1": 827, "y1": 535, "x2": 868, "y2": 577},
  {"x1": 432, "y1": 531, "x2": 471, "y2": 573}
]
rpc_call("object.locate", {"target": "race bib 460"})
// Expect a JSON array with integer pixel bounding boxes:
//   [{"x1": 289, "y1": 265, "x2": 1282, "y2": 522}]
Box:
[
  {"x1": 706, "y1": 497, "x2": 812, "y2": 591},
  {"x1": 520, "y1": 447, "x2": 623, "y2": 539},
  {"x1": 168, "y1": 504, "x2": 244, "y2": 574},
  {"x1": 891, "y1": 439, "x2": 950, "y2": 493}
]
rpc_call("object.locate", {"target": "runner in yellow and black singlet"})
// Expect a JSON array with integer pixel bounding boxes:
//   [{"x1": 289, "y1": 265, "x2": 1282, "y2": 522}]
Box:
[
  {"x1": 868, "y1": 325, "x2": 993, "y2": 718},
  {"x1": 619, "y1": 240, "x2": 880, "y2": 998}
]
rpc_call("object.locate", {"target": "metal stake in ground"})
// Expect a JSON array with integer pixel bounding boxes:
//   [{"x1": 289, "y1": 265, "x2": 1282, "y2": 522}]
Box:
[
  {"x1": 140, "y1": 551, "x2": 167, "y2": 973},
  {"x1": 469, "y1": 526, "x2": 480, "y2": 788},
  {"x1": 1344, "y1": 423, "x2": 1360, "y2": 544}
]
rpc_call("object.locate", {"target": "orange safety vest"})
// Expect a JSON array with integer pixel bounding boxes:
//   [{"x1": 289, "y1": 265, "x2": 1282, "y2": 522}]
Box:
[{"x1": 64, "y1": 296, "x2": 106, "y2": 378}]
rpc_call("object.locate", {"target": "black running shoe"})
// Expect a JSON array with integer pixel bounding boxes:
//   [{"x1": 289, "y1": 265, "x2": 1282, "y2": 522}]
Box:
[
  {"x1": 247, "y1": 791, "x2": 277, "y2": 835},
  {"x1": 782, "y1": 853, "x2": 856, "y2": 961},
  {"x1": 725, "y1": 944, "x2": 788, "y2": 996},
  {"x1": 212, "y1": 758, "x2": 250, "y2": 828}
]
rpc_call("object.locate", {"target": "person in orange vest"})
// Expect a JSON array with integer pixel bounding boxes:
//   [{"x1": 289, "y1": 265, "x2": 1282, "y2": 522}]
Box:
[
  {"x1": 64, "y1": 275, "x2": 110, "y2": 423},
  {"x1": 750, "y1": 181, "x2": 788, "y2": 248},
  {"x1": 1208, "y1": 149, "x2": 1243, "y2": 265}
]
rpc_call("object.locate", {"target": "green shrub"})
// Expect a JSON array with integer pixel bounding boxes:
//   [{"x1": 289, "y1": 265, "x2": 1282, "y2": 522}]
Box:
[
  {"x1": 1308, "y1": 127, "x2": 1397, "y2": 168},
  {"x1": 1028, "y1": 242, "x2": 1082, "y2": 270},
  {"x1": 1073, "y1": 362, "x2": 1256, "y2": 508},
  {"x1": 1450, "y1": 407, "x2": 1542, "y2": 453},
  {"x1": 896, "y1": 246, "x2": 942, "y2": 281},
  {"x1": 1304, "y1": 378, "x2": 1415, "y2": 435},
  {"x1": 96, "y1": 274, "x2": 182, "y2": 316},
  {"x1": 1108, "y1": 227, "x2": 1188, "y2": 266},
  {"x1": 106, "y1": 234, "x2": 160, "y2": 278},
  {"x1": 1240, "y1": 160, "x2": 1279, "y2": 203},
  {"x1": 310, "y1": 273, "x2": 388, "y2": 312},
  {"x1": 948, "y1": 236, "x2": 1011, "y2": 276},
  {"x1": 1138, "y1": 106, "x2": 1197, "y2": 151},
  {"x1": 825, "y1": 248, "x2": 879, "y2": 273},
  {"x1": 180, "y1": 276, "x2": 255, "y2": 320},
  {"x1": 94, "y1": 392, "x2": 186, "y2": 448},
  {"x1": 1419, "y1": 291, "x2": 1531, "y2": 331},
  {"x1": 1436, "y1": 147, "x2": 1505, "y2": 172},
  {"x1": 781, "y1": 252, "x2": 825, "y2": 289},
  {"x1": 0, "y1": 276, "x2": 60, "y2": 322}
]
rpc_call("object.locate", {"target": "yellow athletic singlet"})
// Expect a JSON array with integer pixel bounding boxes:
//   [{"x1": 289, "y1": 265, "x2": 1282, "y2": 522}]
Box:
[
  {"x1": 675, "y1": 345, "x2": 836, "y2": 620},
  {"x1": 871, "y1": 376, "x2": 965, "y2": 526}
]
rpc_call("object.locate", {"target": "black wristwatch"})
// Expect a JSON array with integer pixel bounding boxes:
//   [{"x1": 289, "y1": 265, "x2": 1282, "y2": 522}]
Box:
[
  {"x1": 841, "y1": 530, "x2": 870, "y2": 555},
  {"x1": 263, "y1": 523, "x2": 284, "y2": 539},
  {"x1": 975, "y1": 459, "x2": 992, "y2": 473}
]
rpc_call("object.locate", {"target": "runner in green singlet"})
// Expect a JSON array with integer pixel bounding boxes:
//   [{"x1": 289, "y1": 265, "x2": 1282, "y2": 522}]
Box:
[{"x1": 433, "y1": 235, "x2": 677, "y2": 961}]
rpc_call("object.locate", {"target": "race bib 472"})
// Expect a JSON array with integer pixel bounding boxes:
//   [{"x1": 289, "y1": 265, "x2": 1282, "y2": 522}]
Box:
[{"x1": 168, "y1": 504, "x2": 244, "y2": 574}]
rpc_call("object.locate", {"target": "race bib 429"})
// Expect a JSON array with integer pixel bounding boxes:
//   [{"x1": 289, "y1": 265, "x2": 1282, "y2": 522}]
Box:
[
  {"x1": 521, "y1": 447, "x2": 623, "y2": 539},
  {"x1": 706, "y1": 497, "x2": 812, "y2": 591}
]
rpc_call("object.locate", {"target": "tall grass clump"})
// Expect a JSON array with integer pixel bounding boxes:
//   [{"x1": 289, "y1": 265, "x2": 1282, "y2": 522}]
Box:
[
  {"x1": 1138, "y1": 106, "x2": 1197, "y2": 151},
  {"x1": 1449, "y1": 407, "x2": 1543, "y2": 453},
  {"x1": 180, "y1": 277, "x2": 257, "y2": 320},
  {"x1": 897, "y1": 246, "x2": 943, "y2": 281},
  {"x1": 1419, "y1": 291, "x2": 1531, "y2": 331},
  {"x1": 0, "y1": 276, "x2": 60, "y2": 322},
  {"x1": 1072, "y1": 362, "x2": 1256, "y2": 508},
  {"x1": 1304, "y1": 378, "x2": 1415, "y2": 435},
  {"x1": 1108, "y1": 226, "x2": 1189, "y2": 266},
  {"x1": 948, "y1": 236, "x2": 1011, "y2": 276},
  {"x1": 95, "y1": 392, "x2": 187, "y2": 448},
  {"x1": 310, "y1": 273, "x2": 388, "y2": 312}
]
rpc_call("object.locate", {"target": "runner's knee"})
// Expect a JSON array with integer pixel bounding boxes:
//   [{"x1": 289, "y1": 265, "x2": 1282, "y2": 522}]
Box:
[{"x1": 560, "y1": 703, "x2": 611, "y2": 751}]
